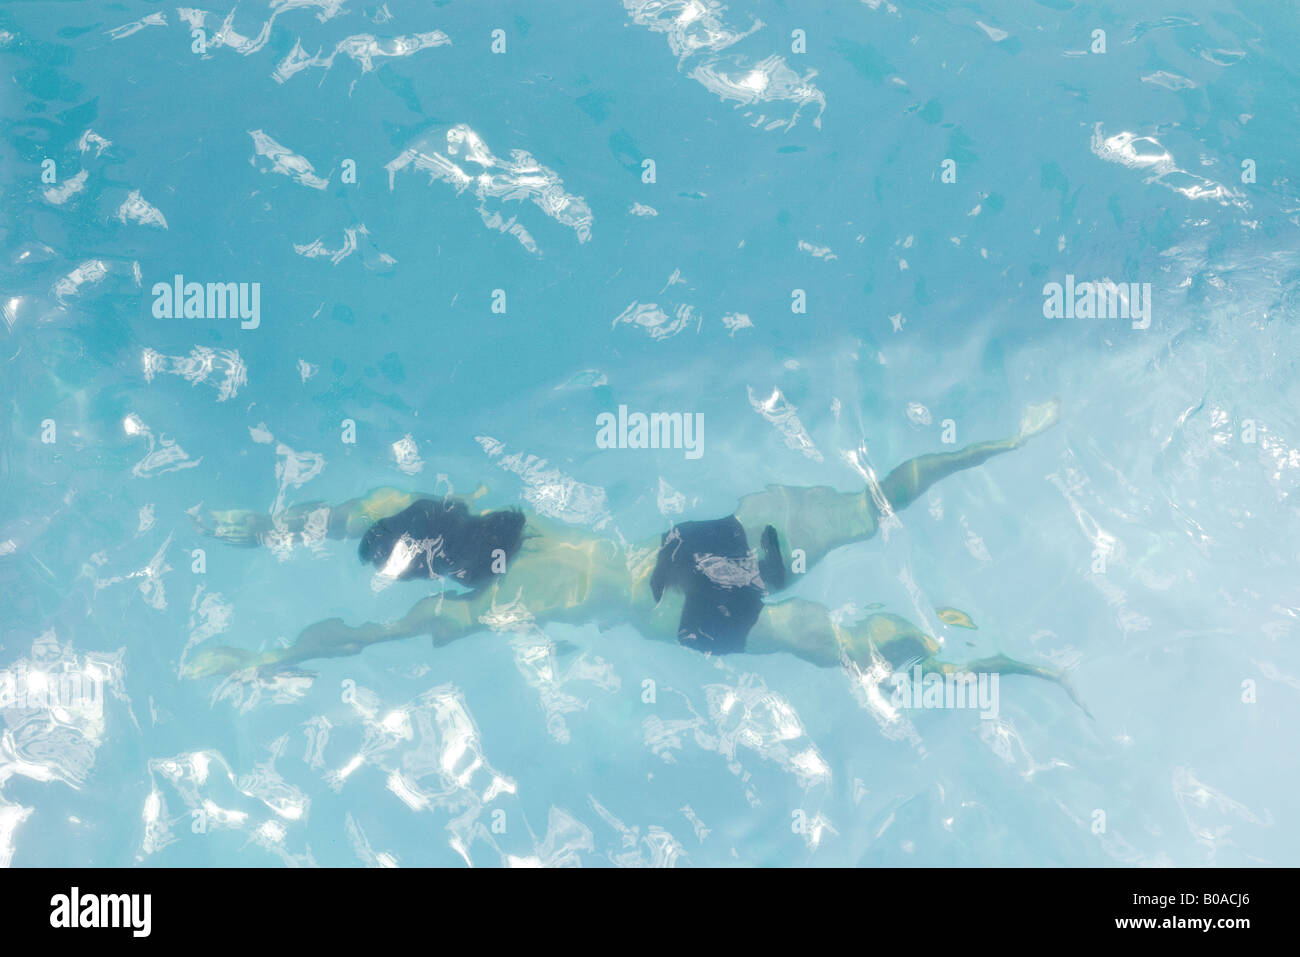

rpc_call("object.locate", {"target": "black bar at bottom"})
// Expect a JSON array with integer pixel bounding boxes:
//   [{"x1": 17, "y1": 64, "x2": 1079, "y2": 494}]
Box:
[{"x1": 0, "y1": 866, "x2": 1282, "y2": 942}]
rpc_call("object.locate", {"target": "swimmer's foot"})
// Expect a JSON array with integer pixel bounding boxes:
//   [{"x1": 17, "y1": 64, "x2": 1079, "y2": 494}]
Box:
[
  {"x1": 1015, "y1": 398, "x2": 1061, "y2": 447},
  {"x1": 959, "y1": 652, "x2": 1093, "y2": 720}
]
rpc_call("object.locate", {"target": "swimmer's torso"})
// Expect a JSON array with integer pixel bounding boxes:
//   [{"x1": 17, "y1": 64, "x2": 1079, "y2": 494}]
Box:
[{"x1": 349, "y1": 484, "x2": 878, "y2": 652}]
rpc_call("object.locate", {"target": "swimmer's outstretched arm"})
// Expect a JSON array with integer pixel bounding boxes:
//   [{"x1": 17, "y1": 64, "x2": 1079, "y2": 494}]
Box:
[
  {"x1": 192, "y1": 483, "x2": 506, "y2": 547},
  {"x1": 184, "y1": 591, "x2": 485, "y2": 677},
  {"x1": 190, "y1": 486, "x2": 424, "y2": 547}
]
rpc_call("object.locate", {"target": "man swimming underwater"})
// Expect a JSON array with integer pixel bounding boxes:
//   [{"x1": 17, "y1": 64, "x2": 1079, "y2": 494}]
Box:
[{"x1": 186, "y1": 399, "x2": 1086, "y2": 714}]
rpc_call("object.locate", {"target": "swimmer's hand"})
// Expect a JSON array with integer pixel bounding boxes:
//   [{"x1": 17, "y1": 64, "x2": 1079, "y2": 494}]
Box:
[
  {"x1": 183, "y1": 645, "x2": 273, "y2": 679},
  {"x1": 188, "y1": 505, "x2": 270, "y2": 547}
]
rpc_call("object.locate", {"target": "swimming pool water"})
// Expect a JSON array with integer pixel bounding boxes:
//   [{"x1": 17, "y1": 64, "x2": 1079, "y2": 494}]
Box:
[{"x1": 2, "y1": 0, "x2": 1299, "y2": 867}]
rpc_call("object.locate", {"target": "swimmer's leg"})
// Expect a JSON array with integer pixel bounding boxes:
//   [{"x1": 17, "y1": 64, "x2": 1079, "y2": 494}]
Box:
[
  {"x1": 735, "y1": 400, "x2": 1061, "y2": 575},
  {"x1": 747, "y1": 598, "x2": 1090, "y2": 717},
  {"x1": 745, "y1": 598, "x2": 895, "y2": 669},
  {"x1": 750, "y1": 601, "x2": 952, "y2": 673},
  {"x1": 876, "y1": 399, "x2": 1060, "y2": 514}
]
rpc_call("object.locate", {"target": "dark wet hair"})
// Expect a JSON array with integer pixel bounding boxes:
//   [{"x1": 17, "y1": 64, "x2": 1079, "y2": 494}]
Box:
[{"x1": 358, "y1": 497, "x2": 526, "y2": 587}]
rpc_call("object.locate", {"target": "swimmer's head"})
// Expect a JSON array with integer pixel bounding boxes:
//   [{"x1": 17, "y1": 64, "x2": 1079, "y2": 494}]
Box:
[
  {"x1": 359, "y1": 497, "x2": 526, "y2": 586},
  {"x1": 358, "y1": 520, "x2": 400, "y2": 567}
]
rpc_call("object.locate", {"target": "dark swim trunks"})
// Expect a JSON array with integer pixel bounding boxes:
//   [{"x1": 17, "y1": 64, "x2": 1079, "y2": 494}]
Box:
[{"x1": 649, "y1": 516, "x2": 786, "y2": 654}]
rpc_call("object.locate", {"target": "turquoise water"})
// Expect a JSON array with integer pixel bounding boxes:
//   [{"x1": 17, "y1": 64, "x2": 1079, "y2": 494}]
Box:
[{"x1": 2, "y1": 0, "x2": 1298, "y2": 867}]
